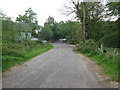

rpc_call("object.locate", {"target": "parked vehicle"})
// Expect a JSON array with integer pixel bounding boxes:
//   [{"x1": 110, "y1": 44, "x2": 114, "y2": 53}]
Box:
[
  {"x1": 59, "y1": 38, "x2": 66, "y2": 42},
  {"x1": 30, "y1": 38, "x2": 38, "y2": 41}
]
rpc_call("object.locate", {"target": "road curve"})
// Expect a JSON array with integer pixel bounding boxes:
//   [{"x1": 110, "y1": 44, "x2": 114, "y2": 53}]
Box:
[{"x1": 3, "y1": 42, "x2": 103, "y2": 88}]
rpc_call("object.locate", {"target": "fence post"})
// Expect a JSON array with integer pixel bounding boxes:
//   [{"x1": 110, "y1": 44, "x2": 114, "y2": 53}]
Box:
[{"x1": 101, "y1": 43, "x2": 103, "y2": 52}]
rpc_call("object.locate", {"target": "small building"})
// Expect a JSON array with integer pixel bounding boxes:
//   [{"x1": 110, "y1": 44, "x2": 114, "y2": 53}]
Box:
[{"x1": 14, "y1": 22, "x2": 32, "y2": 41}]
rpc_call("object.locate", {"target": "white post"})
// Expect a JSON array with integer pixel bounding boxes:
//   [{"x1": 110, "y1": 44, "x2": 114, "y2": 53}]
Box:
[{"x1": 101, "y1": 43, "x2": 103, "y2": 52}]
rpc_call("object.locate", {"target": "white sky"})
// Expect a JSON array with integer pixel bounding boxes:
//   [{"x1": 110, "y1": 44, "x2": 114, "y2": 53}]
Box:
[
  {"x1": 1, "y1": 0, "x2": 118, "y2": 26},
  {"x1": 0, "y1": 0, "x2": 73, "y2": 26}
]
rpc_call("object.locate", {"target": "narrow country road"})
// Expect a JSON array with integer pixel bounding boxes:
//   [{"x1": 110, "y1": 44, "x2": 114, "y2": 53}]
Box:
[{"x1": 3, "y1": 42, "x2": 104, "y2": 88}]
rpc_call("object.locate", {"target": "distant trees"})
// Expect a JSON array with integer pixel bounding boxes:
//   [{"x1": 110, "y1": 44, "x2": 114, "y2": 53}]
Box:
[
  {"x1": 57, "y1": 21, "x2": 82, "y2": 44},
  {"x1": 44, "y1": 16, "x2": 60, "y2": 41},
  {"x1": 39, "y1": 24, "x2": 53, "y2": 41},
  {"x1": 0, "y1": 9, "x2": 12, "y2": 21},
  {"x1": 38, "y1": 16, "x2": 82, "y2": 43},
  {"x1": 1, "y1": 1, "x2": 119, "y2": 48}
]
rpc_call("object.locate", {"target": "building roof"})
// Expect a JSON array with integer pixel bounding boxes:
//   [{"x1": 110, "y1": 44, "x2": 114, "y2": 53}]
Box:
[{"x1": 14, "y1": 22, "x2": 31, "y2": 32}]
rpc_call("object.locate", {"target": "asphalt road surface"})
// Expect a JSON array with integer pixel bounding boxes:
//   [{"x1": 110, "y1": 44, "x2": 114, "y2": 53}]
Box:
[{"x1": 3, "y1": 42, "x2": 103, "y2": 88}]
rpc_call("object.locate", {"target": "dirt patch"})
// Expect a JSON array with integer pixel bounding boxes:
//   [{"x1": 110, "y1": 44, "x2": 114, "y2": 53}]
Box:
[{"x1": 78, "y1": 53, "x2": 119, "y2": 88}]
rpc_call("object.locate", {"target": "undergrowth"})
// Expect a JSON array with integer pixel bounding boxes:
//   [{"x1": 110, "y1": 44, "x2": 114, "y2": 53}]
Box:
[
  {"x1": 2, "y1": 41, "x2": 53, "y2": 72},
  {"x1": 74, "y1": 39, "x2": 119, "y2": 82}
]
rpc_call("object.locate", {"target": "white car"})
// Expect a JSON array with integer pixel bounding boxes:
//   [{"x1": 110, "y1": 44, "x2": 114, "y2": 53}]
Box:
[
  {"x1": 42, "y1": 40, "x2": 47, "y2": 43},
  {"x1": 59, "y1": 38, "x2": 66, "y2": 42},
  {"x1": 30, "y1": 38, "x2": 38, "y2": 41}
]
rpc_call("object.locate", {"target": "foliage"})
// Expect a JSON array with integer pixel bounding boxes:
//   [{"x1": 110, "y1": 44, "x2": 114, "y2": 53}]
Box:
[
  {"x1": 106, "y1": 2, "x2": 119, "y2": 17},
  {"x1": 57, "y1": 21, "x2": 82, "y2": 44},
  {"x1": 74, "y1": 39, "x2": 119, "y2": 81},
  {"x1": 39, "y1": 24, "x2": 53, "y2": 41},
  {"x1": 2, "y1": 20, "x2": 15, "y2": 42},
  {"x1": 67, "y1": 2, "x2": 105, "y2": 41},
  {"x1": 16, "y1": 8, "x2": 39, "y2": 37},
  {"x1": 99, "y1": 31, "x2": 118, "y2": 48},
  {"x1": 45, "y1": 16, "x2": 56, "y2": 27},
  {"x1": 44, "y1": 16, "x2": 60, "y2": 41},
  {"x1": 86, "y1": 48, "x2": 119, "y2": 82},
  {"x1": 2, "y1": 41, "x2": 53, "y2": 72},
  {"x1": 97, "y1": 20, "x2": 119, "y2": 48},
  {"x1": 0, "y1": 9, "x2": 12, "y2": 21},
  {"x1": 2, "y1": 20, "x2": 32, "y2": 42},
  {"x1": 74, "y1": 39, "x2": 98, "y2": 53},
  {"x1": 16, "y1": 8, "x2": 37, "y2": 24}
]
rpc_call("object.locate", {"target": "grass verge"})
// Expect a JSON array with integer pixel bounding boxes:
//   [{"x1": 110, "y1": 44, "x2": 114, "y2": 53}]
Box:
[
  {"x1": 74, "y1": 39, "x2": 119, "y2": 82},
  {"x1": 2, "y1": 43, "x2": 53, "y2": 72},
  {"x1": 84, "y1": 51, "x2": 119, "y2": 82}
]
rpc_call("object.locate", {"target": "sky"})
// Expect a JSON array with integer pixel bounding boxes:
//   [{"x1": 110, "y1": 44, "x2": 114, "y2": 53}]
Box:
[
  {"x1": 0, "y1": 0, "x2": 74, "y2": 26},
  {"x1": 0, "y1": 0, "x2": 118, "y2": 26}
]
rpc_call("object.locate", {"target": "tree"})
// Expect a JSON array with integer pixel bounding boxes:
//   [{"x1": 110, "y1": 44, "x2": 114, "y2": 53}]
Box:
[
  {"x1": 63, "y1": 1, "x2": 105, "y2": 42},
  {"x1": 0, "y1": 9, "x2": 12, "y2": 21},
  {"x1": 39, "y1": 24, "x2": 53, "y2": 41},
  {"x1": 57, "y1": 21, "x2": 82, "y2": 44},
  {"x1": 44, "y1": 16, "x2": 61, "y2": 41},
  {"x1": 16, "y1": 8, "x2": 39, "y2": 37},
  {"x1": 106, "y1": 2, "x2": 119, "y2": 18},
  {"x1": 45, "y1": 16, "x2": 55, "y2": 27},
  {"x1": 98, "y1": 2, "x2": 120, "y2": 48}
]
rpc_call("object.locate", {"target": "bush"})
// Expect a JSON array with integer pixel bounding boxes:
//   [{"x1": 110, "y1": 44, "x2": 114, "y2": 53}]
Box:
[
  {"x1": 39, "y1": 24, "x2": 53, "y2": 41},
  {"x1": 2, "y1": 41, "x2": 39, "y2": 56},
  {"x1": 36, "y1": 39, "x2": 43, "y2": 44},
  {"x1": 74, "y1": 39, "x2": 119, "y2": 82},
  {"x1": 99, "y1": 31, "x2": 119, "y2": 48},
  {"x1": 2, "y1": 41, "x2": 53, "y2": 71},
  {"x1": 74, "y1": 39, "x2": 98, "y2": 54}
]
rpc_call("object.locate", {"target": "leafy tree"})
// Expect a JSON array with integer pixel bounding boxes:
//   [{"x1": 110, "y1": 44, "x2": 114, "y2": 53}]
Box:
[
  {"x1": 57, "y1": 21, "x2": 82, "y2": 44},
  {"x1": 45, "y1": 16, "x2": 55, "y2": 27},
  {"x1": 44, "y1": 16, "x2": 60, "y2": 41},
  {"x1": 99, "y1": 2, "x2": 119, "y2": 48},
  {"x1": 64, "y1": 1, "x2": 105, "y2": 42},
  {"x1": 39, "y1": 24, "x2": 53, "y2": 41},
  {"x1": 0, "y1": 9, "x2": 12, "y2": 21},
  {"x1": 106, "y1": 2, "x2": 119, "y2": 17},
  {"x1": 16, "y1": 8, "x2": 39, "y2": 37}
]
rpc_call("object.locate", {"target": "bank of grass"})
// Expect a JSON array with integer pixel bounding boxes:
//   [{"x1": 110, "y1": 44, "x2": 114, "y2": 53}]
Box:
[
  {"x1": 84, "y1": 50, "x2": 119, "y2": 82},
  {"x1": 74, "y1": 39, "x2": 119, "y2": 82},
  {"x1": 2, "y1": 42, "x2": 53, "y2": 72}
]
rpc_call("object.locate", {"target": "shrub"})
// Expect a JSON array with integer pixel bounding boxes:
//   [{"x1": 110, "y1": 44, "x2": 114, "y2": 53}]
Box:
[
  {"x1": 2, "y1": 41, "x2": 39, "y2": 56},
  {"x1": 74, "y1": 39, "x2": 98, "y2": 54},
  {"x1": 36, "y1": 39, "x2": 43, "y2": 44}
]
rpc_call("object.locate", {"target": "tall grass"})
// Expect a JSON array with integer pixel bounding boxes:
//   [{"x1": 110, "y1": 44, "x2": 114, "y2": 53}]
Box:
[
  {"x1": 74, "y1": 39, "x2": 119, "y2": 82},
  {"x1": 2, "y1": 41, "x2": 53, "y2": 72}
]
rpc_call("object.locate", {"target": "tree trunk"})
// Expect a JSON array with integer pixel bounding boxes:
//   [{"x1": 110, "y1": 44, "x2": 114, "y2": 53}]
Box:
[{"x1": 83, "y1": 2, "x2": 86, "y2": 42}]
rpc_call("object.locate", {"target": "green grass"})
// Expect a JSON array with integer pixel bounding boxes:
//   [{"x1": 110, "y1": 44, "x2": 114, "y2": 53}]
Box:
[
  {"x1": 74, "y1": 40, "x2": 119, "y2": 82},
  {"x1": 81, "y1": 48, "x2": 119, "y2": 82},
  {"x1": 2, "y1": 43, "x2": 53, "y2": 72}
]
